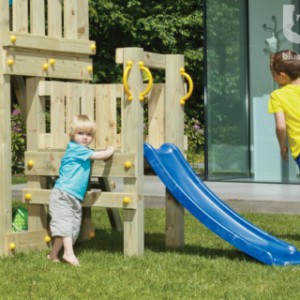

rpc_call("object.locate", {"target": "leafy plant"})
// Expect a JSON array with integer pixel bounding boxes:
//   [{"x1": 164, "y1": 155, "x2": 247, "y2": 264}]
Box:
[{"x1": 11, "y1": 105, "x2": 26, "y2": 174}]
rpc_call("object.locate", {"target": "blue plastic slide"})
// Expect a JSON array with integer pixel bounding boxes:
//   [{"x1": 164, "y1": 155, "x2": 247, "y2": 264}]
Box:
[{"x1": 144, "y1": 143, "x2": 300, "y2": 266}]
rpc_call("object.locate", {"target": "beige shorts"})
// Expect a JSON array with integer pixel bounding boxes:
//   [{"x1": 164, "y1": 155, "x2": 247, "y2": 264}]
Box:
[{"x1": 49, "y1": 188, "x2": 82, "y2": 244}]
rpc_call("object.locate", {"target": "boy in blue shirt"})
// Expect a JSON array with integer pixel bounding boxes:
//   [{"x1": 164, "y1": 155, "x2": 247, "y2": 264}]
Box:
[{"x1": 48, "y1": 115, "x2": 114, "y2": 266}]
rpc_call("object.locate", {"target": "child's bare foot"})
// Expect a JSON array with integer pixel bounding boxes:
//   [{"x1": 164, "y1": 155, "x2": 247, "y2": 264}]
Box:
[
  {"x1": 63, "y1": 255, "x2": 80, "y2": 266},
  {"x1": 47, "y1": 254, "x2": 60, "y2": 263}
]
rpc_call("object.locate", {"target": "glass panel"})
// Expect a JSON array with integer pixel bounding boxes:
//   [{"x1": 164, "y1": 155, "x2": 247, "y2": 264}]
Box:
[
  {"x1": 249, "y1": 0, "x2": 300, "y2": 183},
  {"x1": 205, "y1": 0, "x2": 249, "y2": 180}
]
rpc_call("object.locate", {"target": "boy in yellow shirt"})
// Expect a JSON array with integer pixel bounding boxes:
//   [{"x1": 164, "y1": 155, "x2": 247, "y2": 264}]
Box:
[{"x1": 268, "y1": 49, "x2": 300, "y2": 167}]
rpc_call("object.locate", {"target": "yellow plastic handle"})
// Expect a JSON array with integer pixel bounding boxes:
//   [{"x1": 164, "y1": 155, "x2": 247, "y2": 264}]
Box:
[
  {"x1": 139, "y1": 61, "x2": 153, "y2": 101},
  {"x1": 180, "y1": 67, "x2": 194, "y2": 105},
  {"x1": 123, "y1": 61, "x2": 133, "y2": 101}
]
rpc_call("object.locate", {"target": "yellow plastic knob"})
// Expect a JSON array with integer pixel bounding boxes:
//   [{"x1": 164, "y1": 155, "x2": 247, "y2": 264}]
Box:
[
  {"x1": 44, "y1": 236, "x2": 51, "y2": 243},
  {"x1": 7, "y1": 58, "x2": 14, "y2": 66},
  {"x1": 10, "y1": 35, "x2": 16, "y2": 43},
  {"x1": 9, "y1": 243, "x2": 16, "y2": 251},
  {"x1": 123, "y1": 197, "x2": 131, "y2": 205},
  {"x1": 87, "y1": 65, "x2": 93, "y2": 73},
  {"x1": 25, "y1": 193, "x2": 32, "y2": 201},
  {"x1": 124, "y1": 161, "x2": 132, "y2": 169},
  {"x1": 90, "y1": 44, "x2": 96, "y2": 51},
  {"x1": 42, "y1": 63, "x2": 49, "y2": 71},
  {"x1": 27, "y1": 160, "x2": 34, "y2": 168},
  {"x1": 49, "y1": 58, "x2": 55, "y2": 66}
]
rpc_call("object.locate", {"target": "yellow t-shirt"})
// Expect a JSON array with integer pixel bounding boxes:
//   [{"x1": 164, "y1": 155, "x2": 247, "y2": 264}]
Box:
[{"x1": 268, "y1": 84, "x2": 300, "y2": 159}]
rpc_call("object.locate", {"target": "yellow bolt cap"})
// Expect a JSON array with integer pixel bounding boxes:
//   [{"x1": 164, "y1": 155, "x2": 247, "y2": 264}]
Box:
[
  {"x1": 10, "y1": 35, "x2": 16, "y2": 43},
  {"x1": 123, "y1": 197, "x2": 131, "y2": 205},
  {"x1": 124, "y1": 161, "x2": 132, "y2": 168},
  {"x1": 27, "y1": 160, "x2": 34, "y2": 168},
  {"x1": 25, "y1": 193, "x2": 32, "y2": 201},
  {"x1": 43, "y1": 63, "x2": 49, "y2": 71},
  {"x1": 49, "y1": 59, "x2": 55, "y2": 66},
  {"x1": 7, "y1": 58, "x2": 14, "y2": 66},
  {"x1": 45, "y1": 236, "x2": 51, "y2": 243},
  {"x1": 90, "y1": 44, "x2": 96, "y2": 51},
  {"x1": 89, "y1": 231, "x2": 96, "y2": 238},
  {"x1": 9, "y1": 243, "x2": 16, "y2": 250}
]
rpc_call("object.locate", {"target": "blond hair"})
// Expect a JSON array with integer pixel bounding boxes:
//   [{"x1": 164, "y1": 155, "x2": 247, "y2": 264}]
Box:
[{"x1": 69, "y1": 115, "x2": 96, "y2": 140}]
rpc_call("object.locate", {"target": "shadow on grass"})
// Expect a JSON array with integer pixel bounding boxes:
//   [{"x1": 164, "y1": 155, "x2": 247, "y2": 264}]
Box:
[
  {"x1": 76, "y1": 228, "x2": 260, "y2": 264},
  {"x1": 145, "y1": 232, "x2": 259, "y2": 264}
]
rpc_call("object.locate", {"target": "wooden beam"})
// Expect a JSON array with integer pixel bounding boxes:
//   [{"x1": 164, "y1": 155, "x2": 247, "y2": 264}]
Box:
[
  {"x1": 5, "y1": 229, "x2": 50, "y2": 255},
  {"x1": 4, "y1": 48, "x2": 93, "y2": 80},
  {"x1": 0, "y1": 0, "x2": 11, "y2": 256},
  {"x1": 122, "y1": 48, "x2": 145, "y2": 256},
  {"x1": 23, "y1": 189, "x2": 138, "y2": 209},
  {"x1": 3, "y1": 31, "x2": 96, "y2": 55},
  {"x1": 116, "y1": 48, "x2": 166, "y2": 69},
  {"x1": 24, "y1": 151, "x2": 136, "y2": 177},
  {"x1": 165, "y1": 55, "x2": 185, "y2": 249}
]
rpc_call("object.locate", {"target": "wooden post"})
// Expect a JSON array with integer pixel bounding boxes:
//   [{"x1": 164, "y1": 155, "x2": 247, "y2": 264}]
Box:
[
  {"x1": 164, "y1": 55, "x2": 185, "y2": 249},
  {"x1": 0, "y1": 0, "x2": 11, "y2": 255},
  {"x1": 122, "y1": 48, "x2": 144, "y2": 256},
  {"x1": 26, "y1": 78, "x2": 48, "y2": 231}
]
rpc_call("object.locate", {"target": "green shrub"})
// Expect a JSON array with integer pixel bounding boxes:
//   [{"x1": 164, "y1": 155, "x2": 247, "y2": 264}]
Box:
[{"x1": 11, "y1": 105, "x2": 26, "y2": 174}]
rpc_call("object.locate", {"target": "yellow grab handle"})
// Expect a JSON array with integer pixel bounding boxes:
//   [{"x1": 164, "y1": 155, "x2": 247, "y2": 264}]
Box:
[
  {"x1": 180, "y1": 67, "x2": 194, "y2": 105},
  {"x1": 123, "y1": 61, "x2": 133, "y2": 101},
  {"x1": 139, "y1": 61, "x2": 153, "y2": 101}
]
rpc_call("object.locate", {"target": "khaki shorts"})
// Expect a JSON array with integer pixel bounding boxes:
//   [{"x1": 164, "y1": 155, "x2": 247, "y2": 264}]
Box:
[{"x1": 49, "y1": 188, "x2": 82, "y2": 244}]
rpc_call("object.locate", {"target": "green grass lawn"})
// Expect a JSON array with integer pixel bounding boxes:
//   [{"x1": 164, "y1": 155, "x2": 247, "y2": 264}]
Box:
[{"x1": 1, "y1": 208, "x2": 300, "y2": 299}]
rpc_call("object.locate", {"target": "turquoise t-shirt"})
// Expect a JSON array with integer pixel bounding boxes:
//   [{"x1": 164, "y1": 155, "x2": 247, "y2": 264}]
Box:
[{"x1": 54, "y1": 141, "x2": 94, "y2": 201}]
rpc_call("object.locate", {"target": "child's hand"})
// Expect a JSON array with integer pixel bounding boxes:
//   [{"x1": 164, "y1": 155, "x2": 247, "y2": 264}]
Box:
[
  {"x1": 90, "y1": 146, "x2": 115, "y2": 160},
  {"x1": 105, "y1": 146, "x2": 115, "y2": 158},
  {"x1": 280, "y1": 147, "x2": 288, "y2": 160}
]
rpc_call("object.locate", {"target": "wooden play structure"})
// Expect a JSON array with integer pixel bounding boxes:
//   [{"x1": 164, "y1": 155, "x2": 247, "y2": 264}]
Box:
[{"x1": 0, "y1": 0, "x2": 192, "y2": 256}]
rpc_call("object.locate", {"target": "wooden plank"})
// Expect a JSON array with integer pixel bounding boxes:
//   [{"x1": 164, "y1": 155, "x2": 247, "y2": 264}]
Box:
[
  {"x1": 122, "y1": 48, "x2": 145, "y2": 256},
  {"x1": 24, "y1": 151, "x2": 136, "y2": 177},
  {"x1": 26, "y1": 77, "x2": 48, "y2": 231},
  {"x1": 13, "y1": 0, "x2": 28, "y2": 32},
  {"x1": 116, "y1": 48, "x2": 166, "y2": 69},
  {"x1": 97, "y1": 177, "x2": 123, "y2": 232},
  {"x1": 80, "y1": 83, "x2": 96, "y2": 148},
  {"x1": 4, "y1": 48, "x2": 93, "y2": 81},
  {"x1": 0, "y1": 0, "x2": 11, "y2": 256},
  {"x1": 48, "y1": 0, "x2": 62, "y2": 38},
  {"x1": 23, "y1": 189, "x2": 137, "y2": 209},
  {"x1": 0, "y1": 74, "x2": 11, "y2": 256},
  {"x1": 143, "y1": 51, "x2": 166, "y2": 69},
  {"x1": 64, "y1": 0, "x2": 78, "y2": 39},
  {"x1": 30, "y1": 0, "x2": 45, "y2": 35},
  {"x1": 3, "y1": 31, "x2": 96, "y2": 55},
  {"x1": 95, "y1": 84, "x2": 117, "y2": 148},
  {"x1": 5, "y1": 229, "x2": 50, "y2": 255},
  {"x1": 165, "y1": 55, "x2": 185, "y2": 249},
  {"x1": 66, "y1": 82, "x2": 81, "y2": 127},
  {"x1": 77, "y1": 0, "x2": 89, "y2": 39},
  {"x1": 148, "y1": 84, "x2": 165, "y2": 148},
  {"x1": 50, "y1": 81, "x2": 68, "y2": 148}
]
